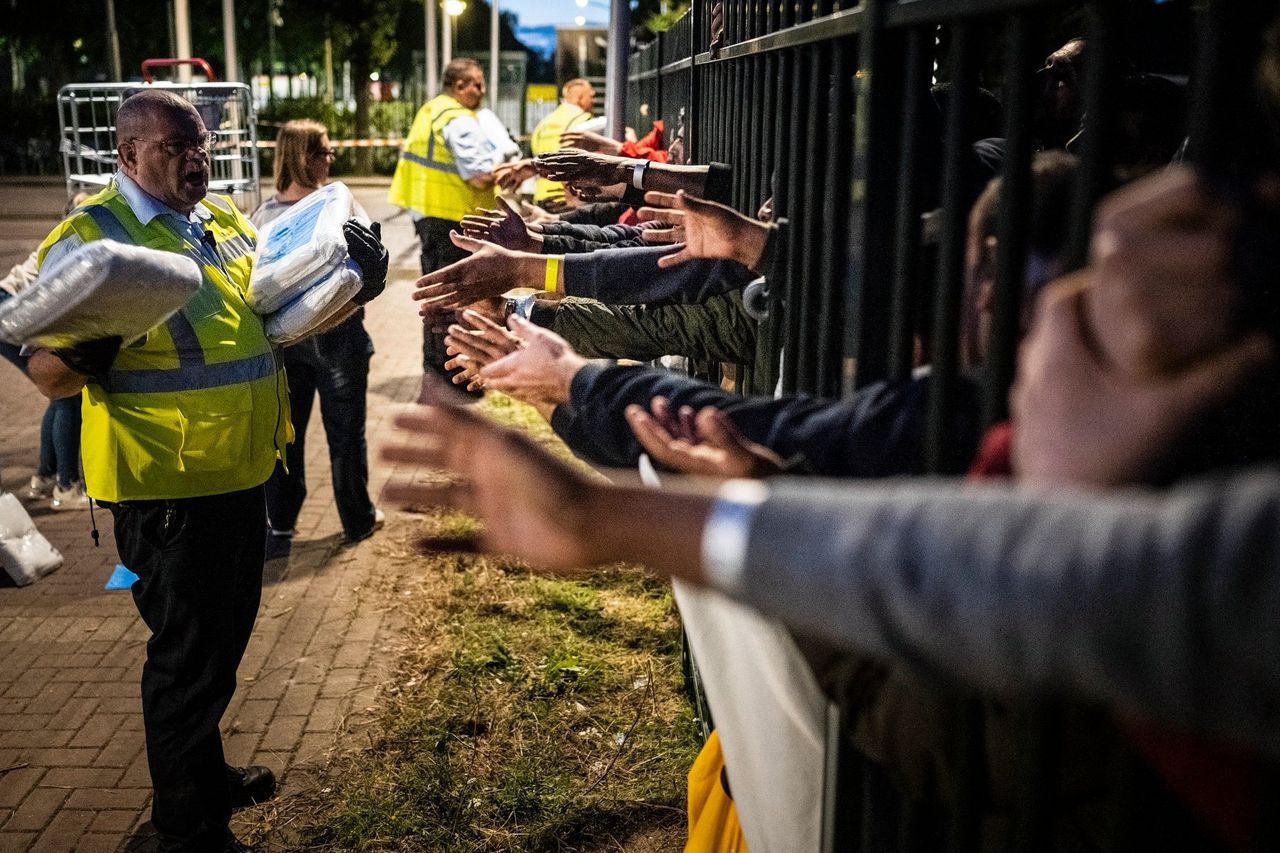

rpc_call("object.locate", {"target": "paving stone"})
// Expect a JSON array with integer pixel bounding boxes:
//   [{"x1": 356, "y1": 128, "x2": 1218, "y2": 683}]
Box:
[
  {"x1": 28, "y1": 808, "x2": 95, "y2": 852},
  {"x1": 39, "y1": 767, "x2": 124, "y2": 788},
  {"x1": 0, "y1": 767, "x2": 44, "y2": 809},
  {"x1": 65, "y1": 787, "x2": 150, "y2": 811},
  {"x1": 3, "y1": 785, "x2": 69, "y2": 831}
]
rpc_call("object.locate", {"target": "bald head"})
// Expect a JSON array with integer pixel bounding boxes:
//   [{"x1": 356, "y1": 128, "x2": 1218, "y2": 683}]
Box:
[{"x1": 116, "y1": 89, "x2": 201, "y2": 146}]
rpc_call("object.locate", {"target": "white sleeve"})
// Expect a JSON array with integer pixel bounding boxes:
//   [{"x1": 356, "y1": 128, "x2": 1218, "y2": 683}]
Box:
[
  {"x1": 700, "y1": 479, "x2": 769, "y2": 597},
  {"x1": 441, "y1": 117, "x2": 497, "y2": 180}
]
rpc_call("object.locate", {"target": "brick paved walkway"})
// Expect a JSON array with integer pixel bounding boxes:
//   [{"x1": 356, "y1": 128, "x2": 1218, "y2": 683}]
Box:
[{"x1": 0, "y1": 184, "x2": 427, "y2": 852}]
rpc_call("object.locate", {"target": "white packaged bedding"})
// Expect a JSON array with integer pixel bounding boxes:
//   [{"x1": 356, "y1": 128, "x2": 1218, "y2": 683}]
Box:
[
  {"x1": 249, "y1": 181, "x2": 355, "y2": 314},
  {"x1": 0, "y1": 240, "x2": 202, "y2": 348},
  {"x1": 265, "y1": 259, "x2": 363, "y2": 344}
]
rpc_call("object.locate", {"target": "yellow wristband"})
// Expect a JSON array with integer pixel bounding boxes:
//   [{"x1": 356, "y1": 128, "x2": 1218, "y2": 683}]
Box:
[{"x1": 544, "y1": 256, "x2": 560, "y2": 293}]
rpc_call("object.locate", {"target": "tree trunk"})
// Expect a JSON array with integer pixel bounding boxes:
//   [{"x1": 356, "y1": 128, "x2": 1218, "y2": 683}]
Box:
[{"x1": 352, "y1": 48, "x2": 373, "y2": 174}]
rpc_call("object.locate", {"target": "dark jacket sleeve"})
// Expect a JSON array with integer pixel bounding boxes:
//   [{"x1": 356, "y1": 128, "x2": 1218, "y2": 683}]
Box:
[
  {"x1": 540, "y1": 223, "x2": 648, "y2": 254},
  {"x1": 545, "y1": 290, "x2": 758, "y2": 366},
  {"x1": 562, "y1": 244, "x2": 757, "y2": 304},
  {"x1": 557, "y1": 202, "x2": 629, "y2": 225},
  {"x1": 558, "y1": 362, "x2": 982, "y2": 476}
]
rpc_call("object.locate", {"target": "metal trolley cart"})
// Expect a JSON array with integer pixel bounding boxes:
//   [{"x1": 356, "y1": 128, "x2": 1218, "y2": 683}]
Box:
[{"x1": 57, "y1": 60, "x2": 260, "y2": 214}]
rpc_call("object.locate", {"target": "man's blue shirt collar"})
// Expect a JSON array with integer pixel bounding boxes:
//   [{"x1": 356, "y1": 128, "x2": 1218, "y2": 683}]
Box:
[{"x1": 113, "y1": 171, "x2": 212, "y2": 227}]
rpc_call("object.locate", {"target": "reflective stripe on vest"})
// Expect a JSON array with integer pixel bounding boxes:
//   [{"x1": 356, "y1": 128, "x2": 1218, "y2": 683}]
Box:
[{"x1": 97, "y1": 350, "x2": 276, "y2": 394}]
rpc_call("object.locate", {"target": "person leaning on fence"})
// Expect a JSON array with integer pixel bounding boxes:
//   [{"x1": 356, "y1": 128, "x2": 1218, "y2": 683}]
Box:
[
  {"x1": 388, "y1": 57, "x2": 497, "y2": 383},
  {"x1": 529, "y1": 78, "x2": 596, "y2": 208},
  {"x1": 252, "y1": 119, "x2": 386, "y2": 555},
  {"x1": 25, "y1": 89, "x2": 388, "y2": 853}
]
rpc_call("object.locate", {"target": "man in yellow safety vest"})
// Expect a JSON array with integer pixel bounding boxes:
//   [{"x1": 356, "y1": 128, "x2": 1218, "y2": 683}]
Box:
[
  {"x1": 27, "y1": 89, "x2": 387, "y2": 853},
  {"x1": 529, "y1": 78, "x2": 596, "y2": 207},
  {"x1": 388, "y1": 57, "x2": 498, "y2": 379}
]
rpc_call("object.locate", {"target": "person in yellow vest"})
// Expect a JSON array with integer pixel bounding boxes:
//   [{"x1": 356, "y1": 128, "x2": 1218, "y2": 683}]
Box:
[
  {"x1": 529, "y1": 78, "x2": 596, "y2": 207},
  {"x1": 26, "y1": 89, "x2": 387, "y2": 853},
  {"x1": 388, "y1": 57, "x2": 498, "y2": 379}
]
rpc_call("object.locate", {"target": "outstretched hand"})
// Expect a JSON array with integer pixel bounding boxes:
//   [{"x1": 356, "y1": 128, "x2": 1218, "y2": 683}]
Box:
[
  {"x1": 560, "y1": 129, "x2": 624, "y2": 155},
  {"x1": 412, "y1": 232, "x2": 537, "y2": 313},
  {"x1": 494, "y1": 159, "x2": 538, "y2": 192},
  {"x1": 479, "y1": 316, "x2": 587, "y2": 416},
  {"x1": 640, "y1": 190, "x2": 771, "y2": 269},
  {"x1": 381, "y1": 378, "x2": 603, "y2": 569},
  {"x1": 444, "y1": 308, "x2": 522, "y2": 392},
  {"x1": 460, "y1": 196, "x2": 539, "y2": 252},
  {"x1": 535, "y1": 149, "x2": 629, "y2": 188},
  {"x1": 625, "y1": 397, "x2": 786, "y2": 480}
]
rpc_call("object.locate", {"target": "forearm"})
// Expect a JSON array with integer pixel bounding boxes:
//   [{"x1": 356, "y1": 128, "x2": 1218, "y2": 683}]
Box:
[
  {"x1": 563, "y1": 246, "x2": 755, "y2": 304},
  {"x1": 581, "y1": 482, "x2": 712, "y2": 582},
  {"x1": 28, "y1": 348, "x2": 87, "y2": 399},
  {"x1": 728, "y1": 470, "x2": 1280, "y2": 749}
]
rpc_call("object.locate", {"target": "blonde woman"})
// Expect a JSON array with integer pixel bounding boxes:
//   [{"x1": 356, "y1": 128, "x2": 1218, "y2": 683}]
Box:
[{"x1": 252, "y1": 119, "x2": 384, "y2": 553}]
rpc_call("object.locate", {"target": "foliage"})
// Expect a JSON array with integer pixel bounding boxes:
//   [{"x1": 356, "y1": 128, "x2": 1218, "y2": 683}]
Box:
[
  {"x1": 642, "y1": 3, "x2": 692, "y2": 36},
  {"x1": 257, "y1": 97, "x2": 419, "y2": 175}
]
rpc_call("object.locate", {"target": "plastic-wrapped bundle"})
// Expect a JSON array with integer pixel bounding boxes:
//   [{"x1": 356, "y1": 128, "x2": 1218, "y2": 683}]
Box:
[
  {"x1": 249, "y1": 181, "x2": 355, "y2": 314},
  {"x1": 0, "y1": 492, "x2": 62, "y2": 586},
  {"x1": 265, "y1": 259, "x2": 363, "y2": 344},
  {"x1": 0, "y1": 241, "x2": 202, "y2": 348}
]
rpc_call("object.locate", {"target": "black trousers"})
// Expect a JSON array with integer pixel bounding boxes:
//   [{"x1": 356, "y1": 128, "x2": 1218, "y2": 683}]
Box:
[
  {"x1": 111, "y1": 486, "x2": 266, "y2": 852},
  {"x1": 414, "y1": 216, "x2": 472, "y2": 381},
  {"x1": 267, "y1": 313, "x2": 375, "y2": 539}
]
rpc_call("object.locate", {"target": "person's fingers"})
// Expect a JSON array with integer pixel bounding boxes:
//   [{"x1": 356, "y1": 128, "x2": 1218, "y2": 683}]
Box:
[
  {"x1": 462, "y1": 307, "x2": 511, "y2": 336},
  {"x1": 449, "y1": 231, "x2": 486, "y2": 253},
  {"x1": 446, "y1": 329, "x2": 509, "y2": 364},
  {"x1": 497, "y1": 195, "x2": 523, "y2": 220},
  {"x1": 656, "y1": 246, "x2": 694, "y2": 268},
  {"x1": 649, "y1": 396, "x2": 679, "y2": 435},
  {"x1": 677, "y1": 405, "x2": 698, "y2": 443},
  {"x1": 641, "y1": 227, "x2": 683, "y2": 244},
  {"x1": 693, "y1": 406, "x2": 749, "y2": 451},
  {"x1": 625, "y1": 405, "x2": 688, "y2": 468},
  {"x1": 1159, "y1": 332, "x2": 1274, "y2": 417},
  {"x1": 412, "y1": 281, "x2": 459, "y2": 303},
  {"x1": 636, "y1": 206, "x2": 684, "y2": 225},
  {"x1": 412, "y1": 258, "x2": 468, "y2": 292},
  {"x1": 643, "y1": 190, "x2": 680, "y2": 209},
  {"x1": 478, "y1": 351, "x2": 520, "y2": 381},
  {"x1": 381, "y1": 439, "x2": 452, "y2": 470},
  {"x1": 382, "y1": 481, "x2": 476, "y2": 516}
]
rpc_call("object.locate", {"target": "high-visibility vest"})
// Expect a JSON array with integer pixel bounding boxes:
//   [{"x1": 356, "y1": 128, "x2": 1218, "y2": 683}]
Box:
[
  {"x1": 388, "y1": 94, "x2": 496, "y2": 222},
  {"x1": 35, "y1": 184, "x2": 292, "y2": 503},
  {"x1": 530, "y1": 102, "x2": 592, "y2": 204}
]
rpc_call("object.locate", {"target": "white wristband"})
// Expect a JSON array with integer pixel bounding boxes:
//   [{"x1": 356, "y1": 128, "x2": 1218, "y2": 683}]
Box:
[{"x1": 631, "y1": 160, "x2": 649, "y2": 191}]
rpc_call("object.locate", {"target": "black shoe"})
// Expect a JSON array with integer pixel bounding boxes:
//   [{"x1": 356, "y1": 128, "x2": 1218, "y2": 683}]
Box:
[
  {"x1": 226, "y1": 763, "x2": 276, "y2": 809},
  {"x1": 264, "y1": 529, "x2": 292, "y2": 562}
]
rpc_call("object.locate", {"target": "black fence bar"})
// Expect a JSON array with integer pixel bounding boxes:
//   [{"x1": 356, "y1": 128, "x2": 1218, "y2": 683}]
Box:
[
  {"x1": 816, "y1": 38, "x2": 854, "y2": 398},
  {"x1": 795, "y1": 45, "x2": 827, "y2": 391},
  {"x1": 1065, "y1": 1, "x2": 1121, "y2": 270},
  {"x1": 925, "y1": 20, "x2": 980, "y2": 475},
  {"x1": 887, "y1": 25, "x2": 932, "y2": 382},
  {"x1": 781, "y1": 48, "x2": 807, "y2": 393},
  {"x1": 983, "y1": 11, "x2": 1042, "y2": 426}
]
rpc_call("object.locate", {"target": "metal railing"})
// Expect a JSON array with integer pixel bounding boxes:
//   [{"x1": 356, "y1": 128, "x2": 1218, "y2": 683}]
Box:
[{"x1": 629, "y1": 0, "x2": 1279, "y2": 849}]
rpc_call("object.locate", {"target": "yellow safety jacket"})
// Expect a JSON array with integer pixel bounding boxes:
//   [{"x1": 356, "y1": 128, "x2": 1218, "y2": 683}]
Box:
[
  {"x1": 36, "y1": 184, "x2": 292, "y2": 502},
  {"x1": 388, "y1": 94, "x2": 496, "y2": 222},
  {"x1": 530, "y1": 102, "x2": 593, "y2": 204}
]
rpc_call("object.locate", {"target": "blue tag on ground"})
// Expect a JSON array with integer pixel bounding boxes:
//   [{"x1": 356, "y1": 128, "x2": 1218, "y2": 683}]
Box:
[{"x1": 105, "y1": 564, "x2": 138, "y2": 590}]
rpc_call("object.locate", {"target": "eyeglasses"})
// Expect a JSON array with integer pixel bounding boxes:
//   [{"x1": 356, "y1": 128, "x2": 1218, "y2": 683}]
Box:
[
  {"x1": 313, "y1": 147, "x2": 336, "y2": 159},
  {"x1": 129, "y1": 131, "x2": 218, "y2": 157}
]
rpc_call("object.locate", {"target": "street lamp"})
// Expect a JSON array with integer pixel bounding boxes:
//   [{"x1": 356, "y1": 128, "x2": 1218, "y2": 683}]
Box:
[{"x1": 441, "y1": 0, "x2": 466, "y2": 67}]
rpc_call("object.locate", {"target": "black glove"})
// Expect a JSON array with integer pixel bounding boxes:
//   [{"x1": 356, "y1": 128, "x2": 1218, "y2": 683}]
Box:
[
  {"x1": 344, "y1": 219, "x2": 388, "y2": 305},
  {"x1": 54, "y1": 335, "x2": 122, "y2": 378}
]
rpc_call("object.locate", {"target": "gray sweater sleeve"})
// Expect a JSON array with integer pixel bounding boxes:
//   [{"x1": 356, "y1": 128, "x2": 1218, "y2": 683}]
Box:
[{"x1": 732, "y1": 469, "x2": 1280, "y2": 750}]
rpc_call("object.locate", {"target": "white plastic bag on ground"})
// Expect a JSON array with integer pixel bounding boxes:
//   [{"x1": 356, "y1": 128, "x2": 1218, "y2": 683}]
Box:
[
  {"x1": 249, "y1": 181, "x2": 355, "y2": 314},
  {"x1": 265, "y1": 259, "x2": 363, "y2": 344},
  {"x1": 0, "y1": 492, "x2": 63, "y2": 586},
  {"x1": 0, "y1": 241, "x2": 202, "y2": 347}
]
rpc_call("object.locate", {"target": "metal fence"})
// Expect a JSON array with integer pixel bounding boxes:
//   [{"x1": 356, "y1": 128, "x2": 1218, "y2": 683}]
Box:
[{"x1": 629, "y1": 0, "x2": 1278, "y2": 849}]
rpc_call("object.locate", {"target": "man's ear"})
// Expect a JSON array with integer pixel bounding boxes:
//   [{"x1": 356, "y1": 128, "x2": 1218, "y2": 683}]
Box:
[{"x1": 116, "y1": 141, "x2": 136, "y2": 174}]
